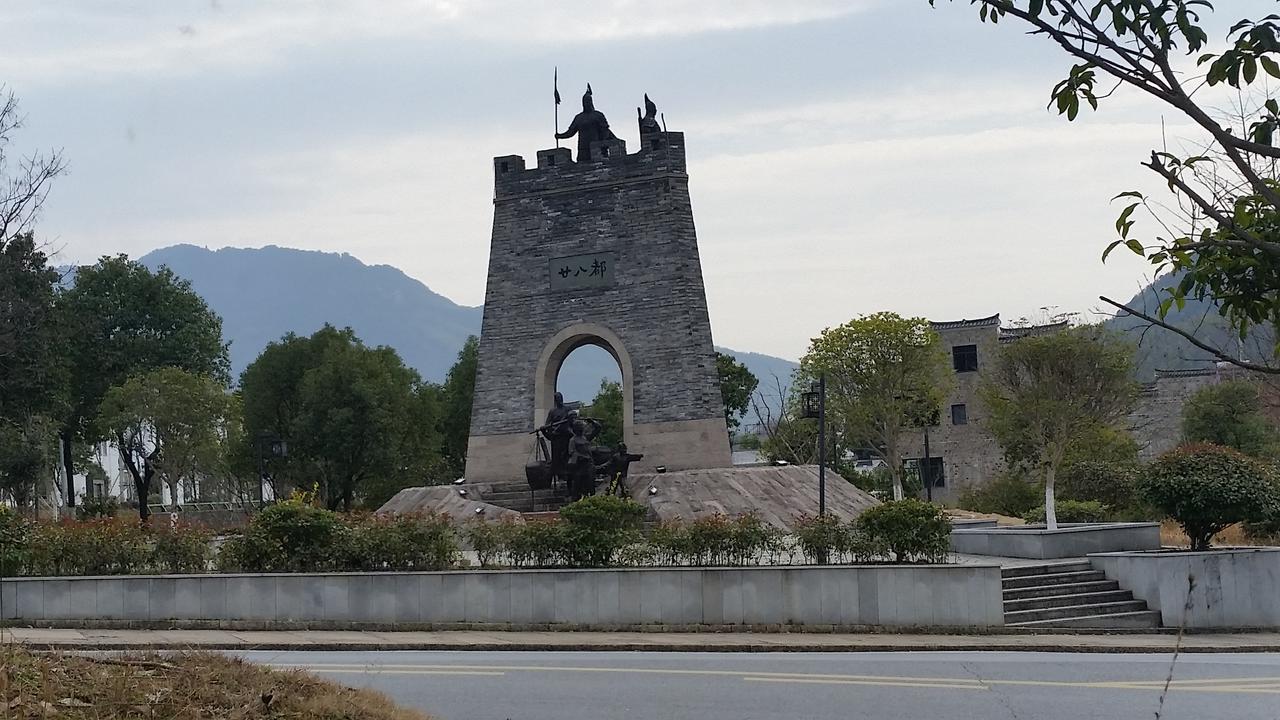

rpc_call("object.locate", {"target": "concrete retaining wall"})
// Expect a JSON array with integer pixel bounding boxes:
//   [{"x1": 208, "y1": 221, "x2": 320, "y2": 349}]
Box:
[
  {"x1": 950, "y1": 522, "x2": 1160, "y2": 559},
  {"x1": 1090, "y1": 548, "x2": 1280, "y2": 628},
  {"x1": 1, "y1": 565, "x2": 1004, "y2": 630}
]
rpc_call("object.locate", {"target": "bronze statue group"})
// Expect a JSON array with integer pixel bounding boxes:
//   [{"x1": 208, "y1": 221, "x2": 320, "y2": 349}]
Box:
[{"x1": 535, "y1": 391, "x2": 643, "y2": 501}]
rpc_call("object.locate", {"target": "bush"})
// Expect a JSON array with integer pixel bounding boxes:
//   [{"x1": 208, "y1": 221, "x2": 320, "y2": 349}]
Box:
[
  {"x1": 648, "y1": 514, "x2": 781, "y2": 566},
  {"x1": 220, "y1": 502, "x2": 347, "y2": 572},
  {"x1": 464, "y1": 518, "x2": 516, "y2": 567},
  {"x1": 856, "y1": 499, "x2": 950, "y2": 563},
  {"x1": 0, "y1": 507, "x2": 30, "y2": 576},
  {"x1": 558, "y1": 495, "x2": 646, "y2": 567},
  {"x1": 793, "y1": 514, "x2": 848, "y2": 564},
  {"x1": 344, "y1": 513, "x2": 458, "y2": 571},
  {"x1": 1057, "y1": 461, "x2": 1152, "y2": 519},
  {"x1": 151, "y1": 524, "x2": 213, "y2": 573},
  {"x1": 957, "y1": 471, "x2": 1042, "y2": 518},
  {"x1": 75, "y1": 494, "x2": 120, "y2": 521},
  {"x1": 1138, "y1": 443, "x2": 1280, "y2": 550},
  {"x1": 1022, "y1": 500, "x2": 1110, "y2": 525},
  {"x1": 24, "y1": 519, "x2": 152, "y2": 576},
  {"x1": 507, "y1": 519, "x2": 567, "y2": 567}
]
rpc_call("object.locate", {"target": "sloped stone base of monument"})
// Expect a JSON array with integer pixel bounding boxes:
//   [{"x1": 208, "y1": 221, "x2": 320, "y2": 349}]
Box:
[
  {"x1": 621, "y1": 465, "x2": 879, "y2": 531},
  {"x1": 378, "y1": 484, "x2": 525, "y2": 523}
]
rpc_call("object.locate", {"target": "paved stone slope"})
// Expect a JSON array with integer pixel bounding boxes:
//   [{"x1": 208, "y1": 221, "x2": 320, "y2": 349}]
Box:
[{"x1": 622, "y1": 465, "x2": 879, "y2": 530}]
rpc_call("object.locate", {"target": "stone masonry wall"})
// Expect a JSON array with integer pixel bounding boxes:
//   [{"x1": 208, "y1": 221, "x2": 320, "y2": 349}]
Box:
[{"x1": 466, "y1": 132, "x2": 728, "y2": 479}]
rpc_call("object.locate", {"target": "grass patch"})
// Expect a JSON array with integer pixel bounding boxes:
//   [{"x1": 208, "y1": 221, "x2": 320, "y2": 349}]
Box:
[
  {"x1": 1158, "y1": 520, "x2": 1264, "y2": 548},
  {"x1": 1, "y1": 645, "x2": 430, "y2": 719}
]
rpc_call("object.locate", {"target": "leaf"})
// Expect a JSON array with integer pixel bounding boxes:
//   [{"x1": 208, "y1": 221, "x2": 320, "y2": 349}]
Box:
[
  {"x1": 1245, "y1": 55, "x2": 1259, "y2": 84},
  {"x1": 1115, "y1": 202, "x2": 1140, "y2": 236},
  {"x1": 1263, "y1": 56, "x2": 1280, "y2": 79},
  {"x1": 1125, "y1": 238, "x2": 1145, "y2": 255},
  {"x1": 1102, "y1": 239, "x2": 1125, "y2": 262}
]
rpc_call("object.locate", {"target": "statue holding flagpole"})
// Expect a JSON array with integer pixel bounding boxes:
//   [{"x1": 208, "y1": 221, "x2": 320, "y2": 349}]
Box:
[{"x1": 555, "y1": 82, "x2": 617, "y2": 162}]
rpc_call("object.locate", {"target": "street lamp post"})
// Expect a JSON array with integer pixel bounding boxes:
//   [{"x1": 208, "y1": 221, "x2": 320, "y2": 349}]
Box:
[{"x1": 801, "y1": 375, "x2": 827, "y2": 517}]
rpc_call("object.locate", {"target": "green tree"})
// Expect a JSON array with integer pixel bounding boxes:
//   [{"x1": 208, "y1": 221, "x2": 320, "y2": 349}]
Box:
[
  {"x1": 925, "y1": 1, "x2": 1280, "y2": 373},
  {"x1": 239, "y1": 325, "x2": 440, "y2": 510},
  {"x1": 1183, "y1": 379, "x2": 1279, "y2": 458},
  {"x1": 800, "y1": 312, "x2": 952, "y2": 500},
  {"x1": 716, "y1": 352, "x2": 759, "y2": 433},
  {"x1": 294, "y1": 341, "x2": 422, "y2": 511},
  {"x1": 238, "y1": 325, "x2": 354, "y2": 497},
  {"x1": 981, "y1": 326, "x2": 1139, "y2": 529},
  {"x1": 583, "y1": 380, "x2": 624, "y2": 448},
  {"x1": 57, "y1": 256, "x2": 229, "y2": 505},
  {"x1": 440, "y1": 336, "x2": 478, "y2": 476},
  {"x1": 98, "y1": 368, "x2": 231, "y2": 521}
]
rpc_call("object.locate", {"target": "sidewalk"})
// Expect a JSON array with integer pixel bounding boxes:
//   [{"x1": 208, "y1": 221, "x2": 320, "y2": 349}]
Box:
[{"x1": 5, "y1": 628, "x2": 1280, "y2": 653}]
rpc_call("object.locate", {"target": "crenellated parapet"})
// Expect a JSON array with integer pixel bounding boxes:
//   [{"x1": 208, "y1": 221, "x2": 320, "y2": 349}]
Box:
[{"x1": 492, "y1": 131, "x2": 687, "y2": 201}]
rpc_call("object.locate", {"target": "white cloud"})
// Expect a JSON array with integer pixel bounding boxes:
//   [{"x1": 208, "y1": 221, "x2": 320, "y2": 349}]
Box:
[{"x1": 1, "y1": 1, "x2": 875, "y2": 82}]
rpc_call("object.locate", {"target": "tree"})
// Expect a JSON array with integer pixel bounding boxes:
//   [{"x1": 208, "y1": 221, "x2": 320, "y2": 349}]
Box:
[
  {"x1": 440, "y1": 336, "x2": 478, "y2": 476},
  {"x1": 716, "y1": 352, "x2": 759, "y2": 433},
  {"x1": 239, "y1": 325, "x2": 439, "y2": 510},
  {"x1": 98, "y1": 368, "x2": 230, "y2": 521},
  {"x1": 583, "y1": 380, "x2": 624, "y2": 448},
  {"x1": 294, "y1": 341, "x2": 422, "y2": 511},
  {"x1": 981, "y1": 326, "x2": 1139, "y2": 529},
  {"x1": 1182, "y1": 379, "x2": 1280, "y2": 458},
  {"x1": 1140, "y1": 443, "x2": 1280, "y2": 550},
  {"x1": 800, "y1": 312, "x2": 952, "y2": 500},
  {"x1": 0, "y1": 87, "x2": 66, "y2": 248},
  {"x1": 57, "y1": 256, "x2": 229, "y2": 505},
  {"x1": 0, "y1": 233, "x2": 63, "y2": 424},
  {"x1": 238, "y1": 325, "x2": 354, "y2": 497},
  {"x1": 925, "y1": 1, "x2": 1280, "y2": 373}
]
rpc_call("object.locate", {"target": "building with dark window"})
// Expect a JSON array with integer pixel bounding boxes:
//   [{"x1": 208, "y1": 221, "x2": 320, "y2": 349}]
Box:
[{"x1": 900, "y1": 313, "x2": 1228, "y2": 505}]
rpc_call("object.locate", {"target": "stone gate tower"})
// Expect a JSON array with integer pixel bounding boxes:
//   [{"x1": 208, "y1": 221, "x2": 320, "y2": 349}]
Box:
[{"x1": 464, "y1": 119, "x2": 732, "y2": 482}]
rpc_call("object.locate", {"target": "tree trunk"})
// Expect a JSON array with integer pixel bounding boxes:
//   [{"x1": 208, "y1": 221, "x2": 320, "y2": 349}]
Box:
[
  {"x1": 59, "y1": 431, "x2": 76, "y2": 507},
  {"x1": 1044, "y1": 464, "x2": 1058, "y2": 531}
]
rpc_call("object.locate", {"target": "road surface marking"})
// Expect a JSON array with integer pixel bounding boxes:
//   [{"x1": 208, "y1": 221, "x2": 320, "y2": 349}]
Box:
[
  {"x1": 745, "y1": 677, "x2": 989, "y2": 690},
  {"x1": 268, "y1": 662, "x2": 1280, "y2": 694}
]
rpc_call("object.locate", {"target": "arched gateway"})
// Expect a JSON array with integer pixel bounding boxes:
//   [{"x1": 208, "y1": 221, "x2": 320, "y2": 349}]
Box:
[{"x1": 464, "y1": 122, "x2": 732, "y2": 483}]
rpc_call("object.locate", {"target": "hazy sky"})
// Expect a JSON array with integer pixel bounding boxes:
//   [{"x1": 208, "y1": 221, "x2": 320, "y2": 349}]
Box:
[{"x1": 4, "y1": 1, "x2": 1261, "y2": 361}]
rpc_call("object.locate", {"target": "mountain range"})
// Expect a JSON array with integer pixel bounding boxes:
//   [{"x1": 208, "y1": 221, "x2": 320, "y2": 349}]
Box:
[
  {"x1": 134, "y1": 244, "x2": 1263, "y2": 405},
  {"x1": 137, "y1": 244, "x2": 799, "y2": 404}
]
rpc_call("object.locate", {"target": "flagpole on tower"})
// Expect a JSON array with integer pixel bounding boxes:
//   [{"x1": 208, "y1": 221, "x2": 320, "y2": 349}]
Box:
[{"x1": 554, "y1": 67, "x2": 561, "y2": 149}]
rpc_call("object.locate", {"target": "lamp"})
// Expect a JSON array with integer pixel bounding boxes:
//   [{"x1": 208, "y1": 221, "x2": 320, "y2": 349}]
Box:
[{"x1": 801, "y1": 382, "x2": 821, "y2": 419}]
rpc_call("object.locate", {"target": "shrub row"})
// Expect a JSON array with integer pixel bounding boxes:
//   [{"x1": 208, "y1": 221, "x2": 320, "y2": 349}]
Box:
[
  {"x1": 466, "y1": 497, "x2": 951, "y2": 567},
  {"x1": 0, "y1": 510, "x2": 211, "y2": 576}
]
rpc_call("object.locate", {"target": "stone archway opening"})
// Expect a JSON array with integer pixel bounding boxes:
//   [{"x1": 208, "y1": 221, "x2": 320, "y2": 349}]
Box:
[{"x1": 534, "y1": 323, "x2": 634, "y2": 447}]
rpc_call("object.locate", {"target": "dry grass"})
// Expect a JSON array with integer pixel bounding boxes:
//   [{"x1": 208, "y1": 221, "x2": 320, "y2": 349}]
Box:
[
  {"x1": 945, "y1": 508, "x2": 1026, "y2": 526},
  {"x1": 1, "y1": 645, "x2": 431, "y2": 719},
  {"x1": 1158, "y1": 520, "x2": 1268, "y2": 548}
]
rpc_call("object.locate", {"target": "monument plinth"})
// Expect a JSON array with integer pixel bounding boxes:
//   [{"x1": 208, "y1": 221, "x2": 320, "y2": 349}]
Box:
[{"x1": 464, "y1": 125, "x2": 732, "y2": 483}]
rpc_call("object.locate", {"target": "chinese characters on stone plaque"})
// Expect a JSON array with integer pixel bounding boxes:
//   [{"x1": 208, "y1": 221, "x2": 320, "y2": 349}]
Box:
[{"x1": 549, "y1": 251, "x2": 615, "y2": 290}]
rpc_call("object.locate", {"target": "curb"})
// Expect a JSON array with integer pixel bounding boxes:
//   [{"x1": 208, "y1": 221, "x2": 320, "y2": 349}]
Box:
[{"x1": 10, "y1": 641, "x2": 1280, "y2": 653}]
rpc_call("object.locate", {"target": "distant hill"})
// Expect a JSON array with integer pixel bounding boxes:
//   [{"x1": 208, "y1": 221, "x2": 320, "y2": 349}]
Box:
[
  {"x1": 137, "y1": 245, "x2": 798, "y2": 403},
  {"x1": 1103, "y1": 272, "x2": 1274, "y2": 381}
]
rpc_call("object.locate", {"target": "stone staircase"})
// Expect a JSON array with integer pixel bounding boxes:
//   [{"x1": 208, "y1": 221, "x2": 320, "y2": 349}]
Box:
[
  {"x1": 478, "y1": 480, "x2": 573, "y2": 514},
  {"x1": 1002, "y1": 560, "x2": 1161, "y2": 628}
]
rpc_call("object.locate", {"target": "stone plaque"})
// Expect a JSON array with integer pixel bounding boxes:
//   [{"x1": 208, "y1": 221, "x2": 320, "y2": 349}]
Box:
[{"x1": 549, "y1": 252, "x2": 615, "y2": 290}]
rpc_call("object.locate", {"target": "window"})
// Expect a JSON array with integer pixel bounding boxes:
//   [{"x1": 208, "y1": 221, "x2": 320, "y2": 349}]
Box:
[
  {"x1": 923, "y1": 457, "x2": 945, "y2": 488},
  {"x1": 953, "y1": 344, "x2": 978, "y2": 373},
  {"x1": 951, "y1": 403, "x2": 968, "y2": 426}
]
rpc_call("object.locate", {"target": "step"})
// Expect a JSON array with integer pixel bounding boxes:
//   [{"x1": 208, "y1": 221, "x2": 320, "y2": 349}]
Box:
[
  {"x1": 1003, "y1": 590, "x2": 1136, "y2": 612},
  {"x1": 1004, "y1": 600, "x2": 1149, "y2": 624},
  {"x1": 483, "y1": 490, "x2": 569, "y2": 502},
  {"x1": 1007, "y1": 610, "x2": 1162, "y2": 629},
  {"x1": 1002, "y1": 579, "x2": 1121, "y2": 600},
  {"x1": 1002, "y1": 570, "x2": 1107, "y2": 589},
  {"x1": 1000, "y1": 561, "x2": 1092, "y2": 579}
]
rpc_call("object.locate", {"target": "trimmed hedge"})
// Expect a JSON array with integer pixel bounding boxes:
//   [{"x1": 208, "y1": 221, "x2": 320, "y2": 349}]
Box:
[
  {"x1": 1021, "y1": 499, "x2": 1110, "y2": 525},
  {"x1": 1139, "y1": 443, "x2": 1280, "y2": 550},
  {"x1": 2, "y1": 497, "x2": 959, "y2": 576}
]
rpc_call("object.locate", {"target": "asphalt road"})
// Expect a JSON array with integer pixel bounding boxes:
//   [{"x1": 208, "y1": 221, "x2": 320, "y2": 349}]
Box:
[{"x1": 244, "y1": 649, "x2": 1280, "y2": 720}]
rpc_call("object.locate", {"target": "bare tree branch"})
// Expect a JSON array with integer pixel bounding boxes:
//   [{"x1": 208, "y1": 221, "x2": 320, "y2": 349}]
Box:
[{"x1": 1100, "y1": 295, "x2": 1280, "y2": 374}]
